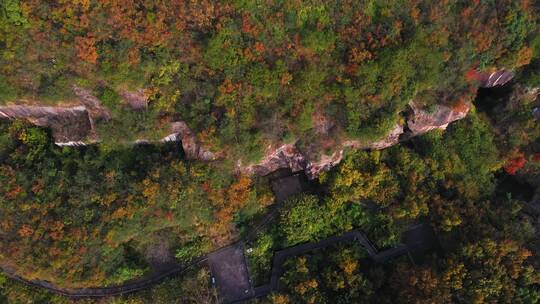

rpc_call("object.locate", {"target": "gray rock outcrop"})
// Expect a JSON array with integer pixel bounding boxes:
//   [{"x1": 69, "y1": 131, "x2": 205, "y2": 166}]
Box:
[
  {"x1": 240, "y1": 144, "x2": 307, "y2": 176},
  {"x1": 240, "y1": 122, "x2": 407, "y2": 179}
]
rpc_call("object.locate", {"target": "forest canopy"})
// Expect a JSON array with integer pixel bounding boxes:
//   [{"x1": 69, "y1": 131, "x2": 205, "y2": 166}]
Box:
[
  {"x1": 0, "y1": 0, "x2": 539, "y2": 158},
  {"x1": 0, "y1": 1, "x2": 540, "y2": 303}
]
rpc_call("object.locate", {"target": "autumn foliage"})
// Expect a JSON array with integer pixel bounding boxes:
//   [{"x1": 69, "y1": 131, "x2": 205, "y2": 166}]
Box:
[{"x1": 504, "y1": 153, "x2": 527, "y2": 175}]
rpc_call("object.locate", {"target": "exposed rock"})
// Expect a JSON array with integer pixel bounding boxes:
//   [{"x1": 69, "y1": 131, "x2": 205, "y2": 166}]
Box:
[
  {"x1": 0, "y1": 87, "x2": 112, "y2": 144},
  {"x1": 474, "y1": 70, "x2": 514, "y2": 88},
  {"x1": 343, "y1": 123, "x2": 404, "y2": 151},
  {"x1": 305, "y1": 123, "x2": 403, "y2": 178},
  {"x1": 160, "y1": 133, "x2": 178, "y2": 142},
  {"x1": 240, "y1": 143, "x2": 345, "y2": 179},
  {"x1": 72, "y1": 85, "x2": 112, "y2": 121},
  {"x1": 170, "y1": 121, "x2": 220, "y2": 161},
  {"x1": 305, "y1": 150, "x2": 343, "y2": 179},
  {"x1": 55, "y1": 141, "x2": 88, "y2": 147},
  {"x1": 407, "y1": 102, "x2": 470, "y2": 136},
  {"x1": 241, "y1": 101, "x2": 472, "y2": 179},
  {"x1": 241, "y1": 144, "x2": 307, "y2": 176},
  {"x1": 369, "y1": 123, "x2": 404, "y2": 150},
  {"x1": 0, "y1": 105, "x2": 93, "y2": 143},
  {"x1": 119, "y1": 90, "x2": 148, "y2": 111}
]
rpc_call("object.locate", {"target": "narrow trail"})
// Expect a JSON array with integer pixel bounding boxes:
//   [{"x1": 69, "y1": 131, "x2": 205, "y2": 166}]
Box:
[
  {"x1": 0, "y1": 223, "x2": 418, "y2": 300},
  {"x1": 1, "y1": 256, "x2": 207, "y2": 298}
]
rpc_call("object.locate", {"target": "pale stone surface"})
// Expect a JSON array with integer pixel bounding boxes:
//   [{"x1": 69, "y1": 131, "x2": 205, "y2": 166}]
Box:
[
  {"x1": 369, "y1": 123, "x2": 404, "y2": 150},
  {"x1": 407, "y1": 102, "x2": 470, "y2": 136},
  {"x1": 241, "y1": 144, "x2": 307, "y2": 176},
  {"x1": 241, "y1": 102, "x2": 470, "y2": 179},
  {"x1": 305, "y1": 150, "x2": 343, "y2": 179}
]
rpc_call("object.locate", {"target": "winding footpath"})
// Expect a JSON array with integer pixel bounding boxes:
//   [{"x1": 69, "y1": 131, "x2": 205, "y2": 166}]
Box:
[{"x1": 0, "y1": 224, "x2": 430, "y2": 301}]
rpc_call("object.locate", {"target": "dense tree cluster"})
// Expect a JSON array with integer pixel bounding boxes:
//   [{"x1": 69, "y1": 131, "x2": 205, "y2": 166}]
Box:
[
  {"x1": 1, "y1": 1, "x2": 540, "y2": 303},
  {"x1": 0, "y1": 121, "x2": 271, "y2": 287},
  {"x1": 248, "y1": 95, "x2": 540, "y2": 303}
]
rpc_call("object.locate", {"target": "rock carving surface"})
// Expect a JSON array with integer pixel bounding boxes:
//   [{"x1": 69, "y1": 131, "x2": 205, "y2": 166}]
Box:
[{"x1": 240, "y1": 123, "x2": 406, "y2": 179}]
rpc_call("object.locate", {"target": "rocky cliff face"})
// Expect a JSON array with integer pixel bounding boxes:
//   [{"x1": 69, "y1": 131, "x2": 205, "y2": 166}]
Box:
[
  {"x1": 0, "y1": 105, "x2": 93, "y2": 143},
  {"x1": 239, "y1": 70, "x2": 515, "y2": 178},
  {"x1": 71, "y1": 85, "x2": 112, "y2": 122},
  {"x1": 407, "y1": 102, "x2": 470, "y2": 136},
  {"x1": 239, "y1": 104, "x2": 464, "y2": 179},
  {"x1": 240, "y1": 144, "x2": 307, "y2": 176},
  {"x1": 239, "y1": 124, "x2": 406, "y2": 179},
  {"x1": 0, "y1": 86, "x2": 114, "y2": 144},
  {"x1": 0, "y1": 69, "x2": 514, "y2": 176}
]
